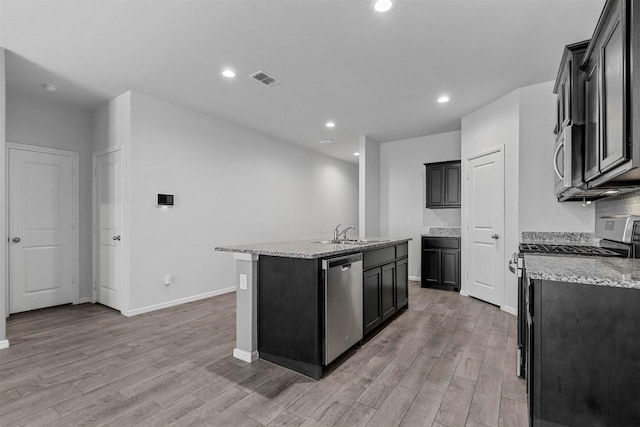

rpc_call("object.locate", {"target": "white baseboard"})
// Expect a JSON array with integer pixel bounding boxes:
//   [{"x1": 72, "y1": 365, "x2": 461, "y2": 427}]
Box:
[
  {"x1": 123, "y1": 287, "x2": 236, "y2": 317},
  {"x1": 0, "y1": 339, "x2": 9, "y2": 350},
  {"x1": 233, "y1": 348, "x2": 259, "y2": 363},
  {"x1": 74, "y1": 297, "x2": 92, "y2": 305},
  {"x1": 409, "y1": 275, "x2": 421, "y2": 282},
  {"x1": 501, "y1": 305, "x2": 517, "y2": 316}
]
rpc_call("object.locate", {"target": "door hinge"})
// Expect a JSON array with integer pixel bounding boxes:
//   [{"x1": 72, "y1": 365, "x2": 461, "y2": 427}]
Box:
[
  {"x1": 72, "y1": 169, "x2": 76, "y2": 177},
  {"x1": 466, "y1": 172, "x2": 470, "y2": 181}
]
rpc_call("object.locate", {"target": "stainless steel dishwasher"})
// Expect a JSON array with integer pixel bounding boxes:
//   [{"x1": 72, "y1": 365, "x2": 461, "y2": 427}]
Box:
[{"x1": 322, "y1": 253, "x2": 363, "y2": 365}]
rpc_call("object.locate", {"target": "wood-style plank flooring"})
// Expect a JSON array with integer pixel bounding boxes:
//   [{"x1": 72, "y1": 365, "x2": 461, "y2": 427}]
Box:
[{"x1": 0, "y1": 282, "x2": 528, "y2": 426}]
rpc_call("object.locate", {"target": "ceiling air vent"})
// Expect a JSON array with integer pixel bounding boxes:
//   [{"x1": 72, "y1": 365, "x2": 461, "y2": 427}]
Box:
[{"x1": 250, "y1": 71, "x2": 280, "y2": 87}]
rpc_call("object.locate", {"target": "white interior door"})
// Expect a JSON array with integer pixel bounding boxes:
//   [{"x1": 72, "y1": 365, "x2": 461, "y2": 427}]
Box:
[
  {"x1": 466, "y1": 149, "x2": 504, "y2": 306},
  {"x1": 95, "y1": 150, "x2": 122, "y2": 310},
  {"x1": 8, "y1": 146, "x2": 76, "y2": 314}
]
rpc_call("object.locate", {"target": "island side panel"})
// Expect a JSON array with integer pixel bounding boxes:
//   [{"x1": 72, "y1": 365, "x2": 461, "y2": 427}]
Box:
[{"x1": 258, "y1": 256, "x2": 323, "y2": 379}]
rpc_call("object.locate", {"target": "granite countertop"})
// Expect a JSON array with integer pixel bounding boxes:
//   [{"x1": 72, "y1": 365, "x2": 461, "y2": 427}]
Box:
[
  {"x1": 215, "y1": 238, "x2": 411, "y2": 259},
  {"x1": 524, "y1": 254, "x2": 640, "y2": 290},
  {"x1": 521, "y1": 231, "x2": 597, "y2": 246},
  {"x1": 422, "y1": 227, "x2": 461, "y2": 237}
]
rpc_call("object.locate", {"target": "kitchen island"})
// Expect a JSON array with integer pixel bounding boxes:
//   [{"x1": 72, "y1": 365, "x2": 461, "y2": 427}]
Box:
[{"x1": 216, "y1": 238, "x2": 410, "y2": 379}]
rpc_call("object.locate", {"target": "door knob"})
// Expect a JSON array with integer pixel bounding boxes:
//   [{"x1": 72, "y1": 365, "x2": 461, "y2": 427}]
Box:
[
  {"x1": 112, "y1": 235, "x2": 121, "y2": 241},
  {"x1": 12, "y1": 237, "x2": 21, "y2": 243},
  {"x1": 491, "y1": 234, "x2": 499, "y2": 239}
]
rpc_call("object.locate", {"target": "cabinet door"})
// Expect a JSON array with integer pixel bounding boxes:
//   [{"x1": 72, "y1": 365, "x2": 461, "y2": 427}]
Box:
[
  {"x1": 381, "y1": 263, "x2": 396, "y2": 320},
  {"x1": 600, "y1": 5, "x2": 626, "y2": 173},
  {"x1": 444, "y1": 163, "x2": 461, "y2": 207},
  {"x1": 584, "y1": 59, "x2": 600, "y2": 181},
  {"x1": 421, "y1": 248, "x2": 441, "y2": 287},
  {"x1": 396, "y1": 257, "x2": 408, "y2": 309},
  {"x1": 442, "y1": 250, "x2": 460, "y2": 290},
  {"x1": 363, "y1": 268, "x2": 382, "y2": 334},
  {"x1": 426, "y1": 165, "x2": 444, "y2": 207}
]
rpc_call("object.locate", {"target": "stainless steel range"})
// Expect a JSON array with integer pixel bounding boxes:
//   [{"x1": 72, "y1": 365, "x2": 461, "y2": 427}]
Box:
[{"x1": 510, "y1": 215, "x2": 640, "y2": 379}]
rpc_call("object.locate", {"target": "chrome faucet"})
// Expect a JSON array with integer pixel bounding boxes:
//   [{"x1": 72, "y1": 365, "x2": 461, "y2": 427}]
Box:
[{"x1": 334, "y1": 225, "x2": 356, "y2": 241}]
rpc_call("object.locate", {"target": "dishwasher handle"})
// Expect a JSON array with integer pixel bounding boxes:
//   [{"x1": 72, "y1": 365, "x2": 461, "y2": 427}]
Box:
[{"x1": 322, "y1": 253, "x2": 362, "y2": 270}]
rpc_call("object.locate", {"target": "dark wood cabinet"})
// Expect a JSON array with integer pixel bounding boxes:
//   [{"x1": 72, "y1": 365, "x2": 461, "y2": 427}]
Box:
[
  {"x1": 425, "y1": 161, "x2": 461, "y2": 209},
  {"x1": 553, "y1": 41, "x2": 589, "y2": 201},
  {"x1": 396, "y1": 257, "x2": 408, "y2": 309},
  {"x1": 421, "y1": 236, "x2": 460, "y2": 291},
  {"x1": 580, "y1": 0, "x2": 640, "y2": 188},
  {"x1": 363, "y1": 243, "x2": 409, "y2": 335},
  {"x1": 528, "y1": 279, "x2": 640, "y2": 426},
  {"x1": 363, "y1": 267, "x2": 382, "y2": 333}
]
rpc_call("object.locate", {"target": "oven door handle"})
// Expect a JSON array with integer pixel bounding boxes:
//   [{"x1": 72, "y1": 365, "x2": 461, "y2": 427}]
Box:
[{"x1": 553, "y1": 138, "x2": 565, "y2": 180}]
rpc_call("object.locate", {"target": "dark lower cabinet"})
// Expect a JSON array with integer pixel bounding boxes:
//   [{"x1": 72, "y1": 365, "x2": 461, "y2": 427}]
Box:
[
  {"x1": 396, "y1": 257, "x2": 408, "y2": 308},
  {"x1": 363, "y1": 268, "x2": 382, "y2": 333},
  {"x1": 528, "y1": 279, "x2": 640, "y2": 427},
  {"x1": 363, "y1": 243, "x2": 409, "y2": 336},
  {"x1": 381, "y1": 263, "x2": 396, "y2": 320},
  {"x1": 421, "y1": 236, "x2": 460, "y2": 291}
]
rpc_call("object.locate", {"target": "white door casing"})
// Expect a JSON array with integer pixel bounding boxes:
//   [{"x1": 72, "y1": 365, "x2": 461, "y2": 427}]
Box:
[
  {"x1": 94, "y1": 149, "x2": 122, "y2": 311},
  {"x1": 465, "y1": 148, "x2": 505, "y2": 306},
  {"x1": 8, "y1": 143, "x2": 78, "y2": 314}
]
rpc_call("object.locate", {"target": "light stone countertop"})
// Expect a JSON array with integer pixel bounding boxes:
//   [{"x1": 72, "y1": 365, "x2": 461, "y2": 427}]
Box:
[
  {"x1": 422, "y1": 227, "x2": 461, "y2": 237},
  {"x1": 524, "y1": 254, "x2": 640, "y2": 289},
  {"x1": 215, "y1": 238, "x2": 411, "y2": 259}
]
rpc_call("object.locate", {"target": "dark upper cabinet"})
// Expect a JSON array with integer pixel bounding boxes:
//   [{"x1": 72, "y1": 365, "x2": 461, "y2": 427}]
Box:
[
  {"x1": 425, "y1": 161, "x2": 461, "y2": 209},
  {"x1": 580, "y1": 0, "x2": 640, "y2": 188},
  {"x1": 553, "y1": 40, "x2": 589, "y2": 201}
]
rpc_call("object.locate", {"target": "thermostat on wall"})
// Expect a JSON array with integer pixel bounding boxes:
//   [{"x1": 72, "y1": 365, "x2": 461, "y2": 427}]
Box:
[{"x1": 157, "y1": 194, "x2": 174, "y2": 207}]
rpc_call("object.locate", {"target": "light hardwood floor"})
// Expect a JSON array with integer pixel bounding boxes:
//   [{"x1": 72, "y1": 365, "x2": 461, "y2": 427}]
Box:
[{"x1": 0, "y1": 281, "x2": 528, "y2": 426}]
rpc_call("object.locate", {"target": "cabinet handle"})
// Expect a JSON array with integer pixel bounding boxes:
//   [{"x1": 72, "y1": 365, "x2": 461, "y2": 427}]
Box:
[
  {"x1": 553, "y1": 139, "x2": 565, "y2": 180},
  {"x1": 112, "y1": 235, "x2": 121, "y2": 241},
  {"x1": 12, "y1": 237, "x2": 21, "y2": 243},
  {"x1": 491, "y1": 234, "x2": 499, "y2": 239}
]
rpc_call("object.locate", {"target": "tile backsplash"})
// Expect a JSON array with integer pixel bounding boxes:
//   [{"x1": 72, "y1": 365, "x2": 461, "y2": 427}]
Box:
[{"x1": 595, "y1": 189, "x2": 640, "y2": 217}]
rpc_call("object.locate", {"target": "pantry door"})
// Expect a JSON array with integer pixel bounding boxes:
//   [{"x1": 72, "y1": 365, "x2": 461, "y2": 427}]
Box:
[
  {"x1": 465, "y1": 148, "x2": 505, "y2": 306},
  {"x1": 8, "y1": 143, "x2": 78, "y2": 314},
  {"x1": 94, "y1": 149, "x2": 122, "y2": 311}
]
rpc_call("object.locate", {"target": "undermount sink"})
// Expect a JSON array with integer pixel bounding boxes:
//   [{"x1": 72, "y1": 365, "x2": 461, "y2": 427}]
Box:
[{"x1": 312, "y1": 239, "x2": 390, "y2": 245}]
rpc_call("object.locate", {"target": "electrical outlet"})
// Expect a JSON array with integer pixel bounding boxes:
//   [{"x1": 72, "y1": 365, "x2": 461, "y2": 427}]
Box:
[
  {"x1": 441, "y1": 221, "x2": 449, "y2": 226},
  {"x1": 404, "y1": 219, "x2": 411, "y2": 227},
  {"x1": 239, "y1": 274, "x2": 248, "y2": 290}
]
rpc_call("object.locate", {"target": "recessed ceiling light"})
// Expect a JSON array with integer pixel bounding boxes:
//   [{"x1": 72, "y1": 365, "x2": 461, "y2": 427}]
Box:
[
  {"x1": 221, "y1": 69, "x2": 236, "y2": 78},
  {"x1": 326, "y1": 121, "x2": 336, "y2": 128},
  {"x1": 373, "y1": 0, "x2": 394, "y2": 12},
  {"x1": 354, "y1": 152, "x2": 360, "y2": 156},
  {"x1": 42, "y1": 83, "x2": 58, "y2": 93},
  {"x1": 318, "y1": 139, "x2": 336, "y2": 144},
  {"x1": 438, "y1": 95, "x2": 450, "y2": 103},
  {"x1": 604, "y1": 190, "x2": 619, "y2": 194}
]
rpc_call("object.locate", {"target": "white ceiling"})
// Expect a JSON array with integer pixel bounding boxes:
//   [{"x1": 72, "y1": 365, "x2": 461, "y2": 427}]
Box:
[{"x1": 0, "y1": 0, "x2": 605, "y2": 163}]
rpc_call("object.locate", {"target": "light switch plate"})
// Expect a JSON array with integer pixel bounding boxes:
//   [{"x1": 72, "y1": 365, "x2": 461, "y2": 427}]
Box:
[{"x1": 239, "y1": 274, "x2": 248, "y2": 290}]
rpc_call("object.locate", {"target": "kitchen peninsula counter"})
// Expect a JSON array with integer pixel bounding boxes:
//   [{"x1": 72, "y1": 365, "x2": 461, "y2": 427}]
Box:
[
  {"x1": 215, "y1": 238, "x2": 411, "y2": 379},
  {"x1": 215, "y1": 237, "x2": 411, "y2": 259}
]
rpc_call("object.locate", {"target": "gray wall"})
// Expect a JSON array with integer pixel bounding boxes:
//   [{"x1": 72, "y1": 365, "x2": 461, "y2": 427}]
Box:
[
  {"x1": 379, "y1": 131, "x2": 461, "y2": 279},
  {"x1": 98, "y1": 91, "x2": 359, "y2": 313}
]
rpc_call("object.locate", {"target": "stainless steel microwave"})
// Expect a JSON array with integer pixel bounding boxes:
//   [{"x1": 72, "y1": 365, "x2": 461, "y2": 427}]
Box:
[{"x1": 553, "y1": 124, "x2": 585, "y2": 200}]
